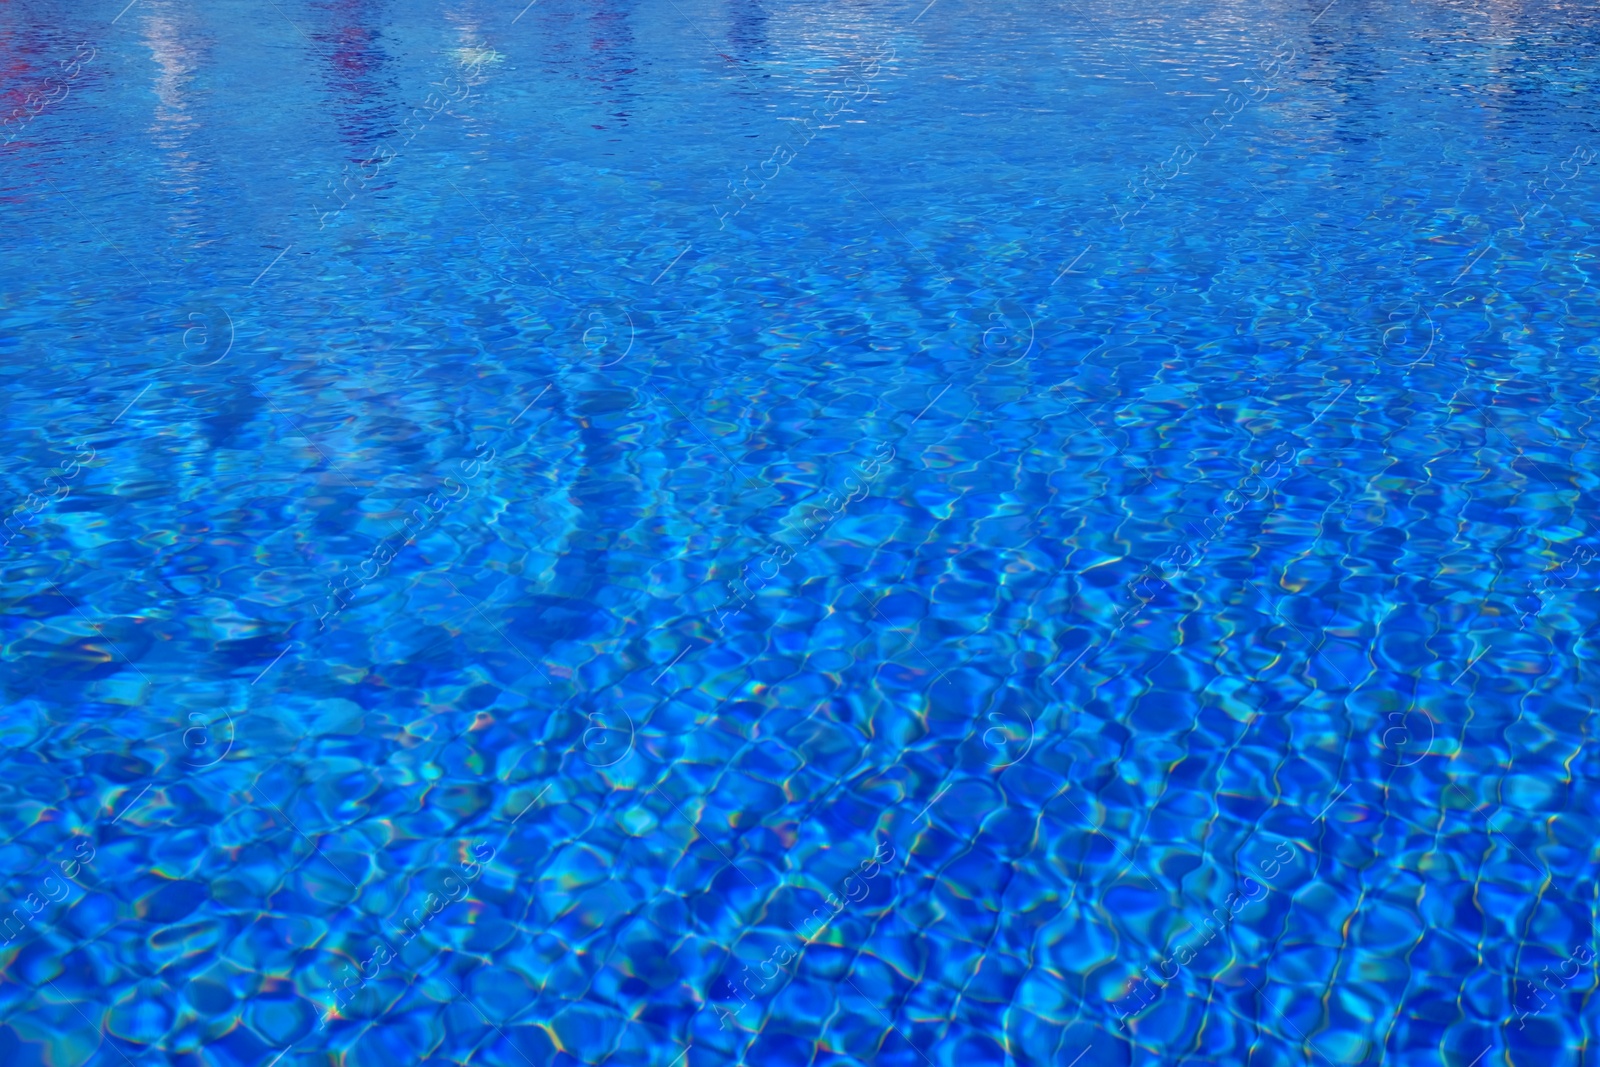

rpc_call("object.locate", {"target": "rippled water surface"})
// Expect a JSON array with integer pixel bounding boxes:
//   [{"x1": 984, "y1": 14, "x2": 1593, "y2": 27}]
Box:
[{"x1": 2, "y1": 0, "x2": 1599, "y2": 1064}]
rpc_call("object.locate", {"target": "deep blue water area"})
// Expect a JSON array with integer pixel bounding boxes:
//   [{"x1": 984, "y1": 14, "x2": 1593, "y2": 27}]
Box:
[{"x1": 2, "y1": 0, "x2": 1599, "y2": 1064}]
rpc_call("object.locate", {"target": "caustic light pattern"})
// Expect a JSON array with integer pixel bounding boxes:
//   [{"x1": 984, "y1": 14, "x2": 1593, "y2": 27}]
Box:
[{"x1": 0, "y1": 0, "x2": 1598, "y2": 1065}]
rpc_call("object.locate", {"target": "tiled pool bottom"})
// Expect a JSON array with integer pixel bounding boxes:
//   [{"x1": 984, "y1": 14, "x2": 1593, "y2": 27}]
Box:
[{"x1": 2, "y1": 0, "x2": 1600, "y2": 1064}]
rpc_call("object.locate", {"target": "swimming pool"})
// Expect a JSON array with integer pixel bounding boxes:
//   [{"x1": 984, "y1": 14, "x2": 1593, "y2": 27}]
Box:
[{"x1": 1, "y1": 0, "x2": 1597, "y2": 1064}]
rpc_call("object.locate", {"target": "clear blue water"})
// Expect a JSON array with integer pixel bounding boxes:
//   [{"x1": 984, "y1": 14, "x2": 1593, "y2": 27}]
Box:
[{"x1": 1, "y1": 0, "x2": 1598, "y2": 1064}]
